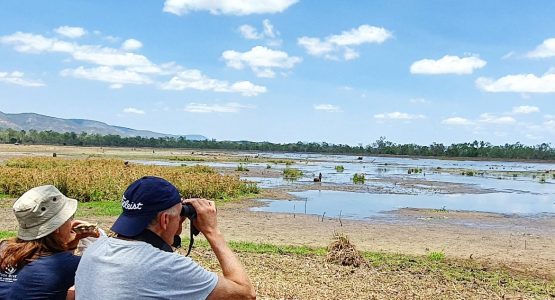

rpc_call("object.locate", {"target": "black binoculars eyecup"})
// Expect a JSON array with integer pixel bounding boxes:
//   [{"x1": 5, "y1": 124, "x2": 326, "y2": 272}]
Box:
[{"x1": 180, "y1": 204, "x2": 196, "y2": 218}]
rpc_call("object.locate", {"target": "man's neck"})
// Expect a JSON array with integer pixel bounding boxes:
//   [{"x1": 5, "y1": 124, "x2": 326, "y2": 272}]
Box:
[{"x1": 119, "y1": 229, "x2": 174, "y2": 253}]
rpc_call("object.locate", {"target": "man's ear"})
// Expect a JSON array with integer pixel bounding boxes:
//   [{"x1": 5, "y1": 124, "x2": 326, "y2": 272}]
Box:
[{"x1": 159, "y1": 212, "x2": 170, "y2": 231}]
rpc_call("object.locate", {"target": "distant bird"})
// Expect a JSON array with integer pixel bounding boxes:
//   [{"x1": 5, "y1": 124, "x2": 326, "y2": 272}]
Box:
[{"x1": 314, "y1": 172, "x2": 322, "y2": 182}]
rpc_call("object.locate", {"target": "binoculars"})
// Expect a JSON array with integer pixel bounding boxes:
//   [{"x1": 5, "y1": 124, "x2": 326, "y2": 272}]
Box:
[
  {"x1": 180, "y1": 203, "x2": 196, "y2": 218},
  {"x1": 180, "y1": 204, "x2": 199, "y2": 237}
]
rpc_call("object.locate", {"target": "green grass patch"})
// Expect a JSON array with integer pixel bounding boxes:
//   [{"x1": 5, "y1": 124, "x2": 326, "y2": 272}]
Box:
[
  {"x1": 184, "y1": 239, "x2": 326, "y2": 256},
  {"x1": 76, "y1": 201, "x2": 122, "y2": 217},
  {"x1": 0, "y1": 231, "x2": 16, "y2": 240},
  {"x1": 335, "y1": 165, "x2": 345, "y2": 172},
  {"x1": 427, "y1": 251, "x2": 445, "y2": 261}
]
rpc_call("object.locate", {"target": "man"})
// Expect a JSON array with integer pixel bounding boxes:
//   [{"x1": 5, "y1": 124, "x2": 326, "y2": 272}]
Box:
[{"x1": 75, "y1": 176, "x2": 255, "y2": 300}]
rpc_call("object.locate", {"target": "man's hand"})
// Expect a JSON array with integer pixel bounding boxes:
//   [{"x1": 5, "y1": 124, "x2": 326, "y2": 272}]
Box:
[
  {"x1": 183, "y1": 198, "x2": 256, "y2": 299},
  {"x1": 183, "y1": 198, "x2": 219, "y2": 237}
]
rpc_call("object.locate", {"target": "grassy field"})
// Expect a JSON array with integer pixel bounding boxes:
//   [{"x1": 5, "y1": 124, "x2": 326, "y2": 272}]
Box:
[
  {"x1": 187, "y1": 238, "x2": 555, "y2": 299},
  {"x1": 0, "y1": 157, "x2": 258, "y2": 201}
]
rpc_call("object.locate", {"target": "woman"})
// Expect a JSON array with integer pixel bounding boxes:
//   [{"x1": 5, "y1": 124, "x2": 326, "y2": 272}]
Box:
[{"x1": 0, "y1": 185, "x2": 99, "y2": 300}]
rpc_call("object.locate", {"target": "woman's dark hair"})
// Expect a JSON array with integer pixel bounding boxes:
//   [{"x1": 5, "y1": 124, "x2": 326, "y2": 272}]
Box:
[{"x1": 0, "y1": 233, "x2": 67, "y2": 271}]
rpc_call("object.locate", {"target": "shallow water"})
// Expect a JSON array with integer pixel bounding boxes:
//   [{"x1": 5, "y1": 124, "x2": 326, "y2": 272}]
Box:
[
  {"x1": 252, "y1": 190, "x2": 555, "y2": 220},
  {"x1": 134, "y1": 153, "x2": 555, "y2": 216}
]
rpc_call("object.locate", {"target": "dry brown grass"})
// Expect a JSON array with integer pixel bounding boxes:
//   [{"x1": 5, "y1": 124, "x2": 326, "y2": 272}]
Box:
[
  {"x1": 326, "y1": 231, "x2": 365, "y2": 267},
  {"x1": 190, "y1": 247, "x2": 554, "y2": 300},
  {"x1": 0, "y1": 157, "x2": 258, "y2": 201}
]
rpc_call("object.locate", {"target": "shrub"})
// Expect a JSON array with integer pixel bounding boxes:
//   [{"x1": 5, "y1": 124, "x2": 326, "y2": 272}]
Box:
[
  {"x1": 283, "y1": 168, "x2": 303, "y2": 179},
  {"x1": 335, "y1": 165, "x2": 345, "y2": 172},
  {"x1": 353, "y1": 173, "x2": 365, "y2": 184},
  {"x1": 236, "y1": 164, "x2": 249, "y2": 172}
]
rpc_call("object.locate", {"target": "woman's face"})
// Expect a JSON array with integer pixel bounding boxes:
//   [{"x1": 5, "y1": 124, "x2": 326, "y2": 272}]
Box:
[{"x1": 54, "y1": 216, "x2": 76, "y2": 245}]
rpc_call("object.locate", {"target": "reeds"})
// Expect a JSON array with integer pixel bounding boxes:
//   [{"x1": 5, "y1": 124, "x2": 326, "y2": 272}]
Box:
[{"x1": 0, "y1": 157, "x2": 258, "y2": 201}]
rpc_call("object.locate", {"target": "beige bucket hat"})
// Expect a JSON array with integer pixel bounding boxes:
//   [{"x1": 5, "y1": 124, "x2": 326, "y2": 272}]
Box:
[{"x1": 13, "y1": 185, "x2": 78, "y2": 241}]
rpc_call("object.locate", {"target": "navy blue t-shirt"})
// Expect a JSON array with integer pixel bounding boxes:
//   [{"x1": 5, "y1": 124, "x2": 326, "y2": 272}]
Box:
[{"x1": 0, "y1": 251, "x2": 80, "y2": 300}]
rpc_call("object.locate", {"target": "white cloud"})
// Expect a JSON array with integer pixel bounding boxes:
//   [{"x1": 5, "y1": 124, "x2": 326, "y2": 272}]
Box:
[
  {"x1": 501, "y1": 51, "x2": 515, "y2": 60},
  {"x1": 298, "y1": 37, "x2": 335, "y2": 56},
  {"x1": 123, "y1": 107, "x2": 145, "y2": 114},
  {"x1": 526, "y1": 38, "x2": 555, "y2": 58},
  {"x1": 0, "y1": 32, "x2": 159, "y2": 72},
  {"x1": 60, "y1": 66, "x2": 153, "y2": 86},
  {"x1": 229, "y1": 81, "x2": 267, "y2": 96},
  {"x1": 374, "y1": 112, "x2": 425, "y2": 121},
  {"x1": 409, "y1": 98, "x2": 430, "y2": 104},
  {"x1": 343, "y1": 48, "x2": 359, "y2": 60},
  {"x1": 238, "y1": 19, "x2": 281, "y2": 46},
  {"x1": 122, "y1": 39, "x2": 143, "y2": 51},
  {"x1": 2, "y1": 30, "x2": 266, "y2": 93},
  {"x1": 314, "y1": 104, "x2": 341, "y2": 112},
  {"x1": 184, "y1": 102, "x2": 253, "y2": 113},
  {"x1": 0, "y1": 70, "x2": 45, "y2": 87},
  {"x1": 55, "y1": 26, "x2": 87, "y2": 38},
  {"x1": 441, "y1": 117, "x2": 474, "y2": 126},
  {"x1": 298, "y1": 25, "x2": 392, "y2": 61},
  {"x1": 478, "y1": 113, "x2": 516, "y2": 125},
  {"x1": 476, "y1": 72, "x2": 555, "y2": 93},
  {"x1": 161, "y1": 69, "x2": 266, "y2": 96},
  {"x1": 410, "y1": 55, "x2": 486, "y2": 75},
  {"x1": 262, "y1": 19, "x2": 276, "y2": 38},
  {"x1": 1, "y1": 32, "x2": 75, "y2": 53},
  {"x1": 238, "y1": 25, "x2": 262, "y2": 40},
  {"x1": 222, "y1": 46, "x2": 301, "y2": 78},
  {"x1": 163, "y1": 0, "x2": 298, "y2": 15},
  {"x1": 512, "y1": 105, "x2": 539, "y2": 114}
]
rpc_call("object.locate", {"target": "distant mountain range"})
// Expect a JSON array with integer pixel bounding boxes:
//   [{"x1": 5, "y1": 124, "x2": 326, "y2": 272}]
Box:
[{"x1": 0, "y1": 111, "x2": 206, "y2": 140}]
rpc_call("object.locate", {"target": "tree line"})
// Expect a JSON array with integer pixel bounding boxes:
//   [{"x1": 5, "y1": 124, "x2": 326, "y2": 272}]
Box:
[{"x1": 1, "y1": 128, "x2": 554, "y2": 160}]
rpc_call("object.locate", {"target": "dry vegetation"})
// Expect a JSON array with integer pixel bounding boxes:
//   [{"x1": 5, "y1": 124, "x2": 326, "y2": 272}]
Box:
[
  {"x1": 188, "y1": 237, "x2": 555, "y2": 300},
  {"x1": 0, "y1": 157, "x2": 258, "y2": 201},
  {"x1": 326, "y1": 231, "x2": 365, "y2": 267}
]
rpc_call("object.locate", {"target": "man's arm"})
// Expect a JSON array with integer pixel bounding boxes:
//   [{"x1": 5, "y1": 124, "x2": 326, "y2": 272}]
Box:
[{"x1": 185, "y1": 199, "x2": 256, "y2": 300}]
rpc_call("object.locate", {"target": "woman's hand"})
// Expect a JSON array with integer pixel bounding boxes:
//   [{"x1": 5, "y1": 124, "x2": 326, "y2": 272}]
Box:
[{"x1": 66, "y1": 220, "x2": 100, "y2": 250}]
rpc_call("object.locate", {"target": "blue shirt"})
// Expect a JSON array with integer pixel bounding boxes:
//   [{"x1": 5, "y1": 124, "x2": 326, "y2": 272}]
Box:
[{"x1": 0, "y1": 251, "x2": 80, "y2": 300}]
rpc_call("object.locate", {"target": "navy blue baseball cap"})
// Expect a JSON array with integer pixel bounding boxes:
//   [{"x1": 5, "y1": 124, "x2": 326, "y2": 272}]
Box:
[{"x1": 111, "y1": 176, "x2": 182, "y2": 237}]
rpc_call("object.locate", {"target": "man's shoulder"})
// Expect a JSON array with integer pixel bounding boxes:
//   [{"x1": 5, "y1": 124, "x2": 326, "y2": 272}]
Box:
[{"x1": 83, "y1": 237, "x2": 190, "y2": 264}]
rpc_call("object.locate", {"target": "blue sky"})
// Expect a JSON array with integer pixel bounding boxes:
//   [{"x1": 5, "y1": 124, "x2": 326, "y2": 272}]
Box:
[{"x1": 1, "y1": 0, "x2": 554, "y2": 146}]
